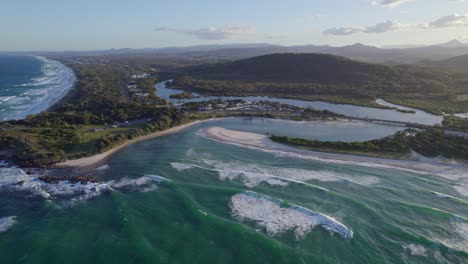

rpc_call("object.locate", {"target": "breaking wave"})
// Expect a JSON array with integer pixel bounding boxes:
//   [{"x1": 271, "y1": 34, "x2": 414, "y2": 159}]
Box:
[
  {"x1": 402, "y1": 243, "x2": 428, "y2": 257},
  {"x1": 446, "y1": 221, "x2": 468, "y2": 252},
  {"x1": 0, "y1": 165, "x2": 168, "y2": 204},
  {"x1": 0, "y1": 216, "x2": 17, "y2": 233},
  {"x1": 0, "y1": 56, "x2": 76, "y2": 121},
  {"x1": 170, "y1": 158, "x2": 380, "y2": 188},
  {"x1": 198, "y1": 127, "x2": 468, "y2": 184},
  {"x1": 454, "y1": 185, "x2": 468, "y2": 197},
  {"x1": 229, "y1": 191, "x2": 353, "y2": 240}
]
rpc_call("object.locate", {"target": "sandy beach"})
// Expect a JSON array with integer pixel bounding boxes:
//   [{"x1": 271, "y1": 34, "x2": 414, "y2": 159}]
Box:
[
  {"x1": 200, "y1": 127, "x2": 468, "y2": 181},
  {"x1": 56, "y1": 119, "x2": 216, "y2": 169}
]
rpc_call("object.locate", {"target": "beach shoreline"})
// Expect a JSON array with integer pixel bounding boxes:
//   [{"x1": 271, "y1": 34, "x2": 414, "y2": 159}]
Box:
[
  {"x1": 199, "y1": 127, "x2": 468, "y2": 181},
  {"x1": 55, "y1": 118, "x2": 218, "y2": 170}
]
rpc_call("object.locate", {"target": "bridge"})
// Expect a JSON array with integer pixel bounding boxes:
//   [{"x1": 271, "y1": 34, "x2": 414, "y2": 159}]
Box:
[{"x1": 343, "y1": 116, "x2": 432, "y2": 129}]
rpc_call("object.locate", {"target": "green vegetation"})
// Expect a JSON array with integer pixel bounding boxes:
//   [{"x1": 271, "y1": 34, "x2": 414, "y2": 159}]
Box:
[
  {"x1": 0, "y1": 60, "x2": 189, "y2": 167},
  {"x1": 171, "y1": 53, "x2": 468, "y2": 114},
  {"x1": 443, "y1": 115, "x2": 468, "y2": 132},
  {"x1": 1, "y1": 53, "x2": 467, "y2": 167},
  {"x1": 128, "y1": 77, "x2": 168, "y2": 105},
  {"x1": 169, "y1": 91, "x2": 197, "y2": 99},
  {"x1": 271, "y1": 131, "x2": 412, "y2": 157},
  {"x1": 271, "y1": 128, "x2": 468, "y2": 161}
]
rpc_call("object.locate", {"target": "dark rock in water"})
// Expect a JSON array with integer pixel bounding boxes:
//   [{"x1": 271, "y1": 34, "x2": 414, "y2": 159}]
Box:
[
  {"x1": 38, "y1": 175, "x2": 97, "y2": 185},
  {"x1": 15, "y1": 180, "x2": 25, "y2": 186}
]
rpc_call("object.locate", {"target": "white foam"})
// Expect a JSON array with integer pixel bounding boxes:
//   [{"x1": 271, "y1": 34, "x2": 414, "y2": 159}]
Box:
[
  {"x1": 0, "y1": 216, "x2": 17, "y2": 233},
  {"x1": 0, "y1": 96, "x2": 16, "y2": 104},
  {"x1": 454, "y1": 185, "x2": 468, "y2": 197},
  {"x1": 438, "y1": 221, "x2": 468, "y2": 253},
  {"x1": 95, "y1": 165, "x2": 110, "y2": 171},
  {"x1": 0, "y1": 56, "x2": 76, "y2": 121},
  {"x1": 218, "y1": 170, "x2": 289, "y2": 188},
  {"x1": 403, "y1": 243, "x2": 428, "y2": 256},
  {"x1": 192, "y1": 159, "x2": 379, "y2": 188},
  {"x1": 170, "y1": 162, "x2": 202, "y2": 171},
  {"x1": 199, "y1": 127, "x2": 468, "y2": 182},
  {"x1": 0, "y1": 166, "x2": 167, "y2": 203},
  {"x1": 230, "y1": 191, "x2": 353, "y2": 240},
  {"x1": 432, "y1": 191, "x2": 455, "y2": 199},
  {"x1": 110, "y1": 174, "x2": 168, "y2": 189}
]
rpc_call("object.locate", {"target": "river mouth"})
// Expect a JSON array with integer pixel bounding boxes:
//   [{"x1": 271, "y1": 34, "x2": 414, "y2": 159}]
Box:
[
  {"x1": 1, "y1": 117, "x2": 467, "y2": 263},
  {"x1": 198, "y1": 126, "x2": 468, "y2": 180}
]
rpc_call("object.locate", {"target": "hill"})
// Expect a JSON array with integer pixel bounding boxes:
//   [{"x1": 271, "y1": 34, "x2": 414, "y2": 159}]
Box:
[
  {"x1": 430, "y1": 54, "x2": 468, "y2": 72},
  {"x1": 9, "y1": 40, "x2": 468, "y2": 65},
  {"x1": 171, "y1": 53, "x2": 468, "y2": 114},
  {"x1": 183, "y1": 53, "x2": 392, "y2": 83}
]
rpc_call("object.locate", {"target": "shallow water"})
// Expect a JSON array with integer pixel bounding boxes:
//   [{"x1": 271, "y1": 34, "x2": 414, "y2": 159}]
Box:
[
  {"x1": 0, "y1": 118, "x2": 467, "y2": 263},
  {"x1": 0, "y1": 55, "x2": 75, "y2": 120},
  {"x1": 156, "y1": 81, "x2": 445, "y2": 126}
]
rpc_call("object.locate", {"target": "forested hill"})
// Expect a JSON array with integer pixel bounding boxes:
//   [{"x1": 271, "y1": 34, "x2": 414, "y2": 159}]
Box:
[
  {"x1": 172, "y1": 53, "x2": 468, "y2": 114},
  {"x1": 430, "y1": 54, "x2": 468, "y2": 72},
  {"x1": 185, "y1": 53, "x2": 395, "y2": 84},
  {"x1": 181, "y1": 53, "x2": 452, "y2": 91}
]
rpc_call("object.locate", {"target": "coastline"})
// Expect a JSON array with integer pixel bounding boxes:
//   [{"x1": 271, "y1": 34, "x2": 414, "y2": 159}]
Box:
[
  {"x1": 0, "y1": 55, "x2": 76, "y2": 121},
  {"x1": 55, "y1": 118, "x2": 217, "y2": 170},
  {"x1": 53, "y1": 116, "x2": 401, "y2": 172},
  {"x1": 199, "y1": 127, "x2": 468, "y2": 180}
]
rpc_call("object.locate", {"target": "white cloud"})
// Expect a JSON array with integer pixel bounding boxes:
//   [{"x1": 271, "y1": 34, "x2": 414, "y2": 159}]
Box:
[
  {"x1": 323, "y1": 27, "x2": 362, "y2": 36},
  {"x1": 363, "y1": 20, "x2": 417, "y2": 33},
  {"x1": 429, "y1": 13, "x2": 468, "y2": 27},
  {"x1": 374, "y1": 0, "x2": 413, "y2": 8},
  {"x1": 372, "y1": 0, "x2": 464, "y2": 8},
  {"x1": 324, "y1": 13, "x2": 468, "y2": 36},
  {"x1": 154, "y1": 26, "x2": 255, "y2": 40},
  {"x1": 265, "y1": 35, "x2": 288, "y2": 40}
]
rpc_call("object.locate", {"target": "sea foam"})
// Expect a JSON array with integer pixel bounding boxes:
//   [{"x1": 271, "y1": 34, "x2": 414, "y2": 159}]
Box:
[
  {"x1": 0, "y1": 166, "x2": 168, "y2": 204},
  {"x1": 454, "y1": 185, "x2": 468, "y2": 197},
  {"x1": 229, "y1": 191, "x2": 353, "y2": 240},
  {"x1": 0, "y1": 56, "x2": 76, "y2": 121},
  {"x1": 0, "y1": 216, "x2": 17, "y2": 233},
  {"x1": 172, "y1": 158, "x2": 379, "y2": 188},
  {"x1": 434, "y1": 220, "x2": 468, "y2": 253},
  {"x1": 403, "y1": 243, "x2": 428, "y2": 256}
]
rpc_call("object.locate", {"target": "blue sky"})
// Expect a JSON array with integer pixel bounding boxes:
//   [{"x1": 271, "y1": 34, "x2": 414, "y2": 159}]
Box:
[{"x1": 1, "y1": 0, "x2": 467, "y2": 51}]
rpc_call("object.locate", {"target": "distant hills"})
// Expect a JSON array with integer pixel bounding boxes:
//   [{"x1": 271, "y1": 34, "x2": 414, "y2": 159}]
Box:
[
  {"x1": 430, "y1": 54, "x2": 468, "y2": 71},
  {"x1": 436, "y1": 39, "x2": 468, "y2": 48},
  {"x1": 8, "y1": 39, "x2": 468, "y2": 65}
]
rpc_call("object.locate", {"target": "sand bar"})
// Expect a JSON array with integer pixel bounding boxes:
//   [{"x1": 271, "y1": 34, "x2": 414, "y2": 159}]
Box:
[{"x1": 200, "y1": 127, "x2": 468, "y2": 182}]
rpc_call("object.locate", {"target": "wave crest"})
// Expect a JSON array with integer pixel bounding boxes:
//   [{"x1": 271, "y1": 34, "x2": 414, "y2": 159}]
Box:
[{"x1": 230, "y1": 191, "x2": 353, "y2": 240}]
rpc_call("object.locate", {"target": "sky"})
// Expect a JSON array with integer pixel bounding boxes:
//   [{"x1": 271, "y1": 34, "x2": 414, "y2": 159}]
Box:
[{"x1": 1, "y1": 0, "x2": 467, "y2": 51}]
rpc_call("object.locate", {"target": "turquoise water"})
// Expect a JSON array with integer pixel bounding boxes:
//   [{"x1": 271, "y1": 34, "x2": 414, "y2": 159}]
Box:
[
  {"x1": 156, "y1": 81, "x2": 445, "y2": 126},
  {"x1": 0, "y1": 118, "x2": 467, "y2": 263},
  {"x1": 0, "y1": 55, "x2": 75, "y2": 121}
]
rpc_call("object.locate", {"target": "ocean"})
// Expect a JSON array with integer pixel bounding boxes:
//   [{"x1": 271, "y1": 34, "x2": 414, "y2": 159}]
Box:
[
  {"x1": 0, "y1": 55, "x2": 75, "y2": 121},
  {"x1": 0, "y1": 118, "x2": 467, "y2": 263}
]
